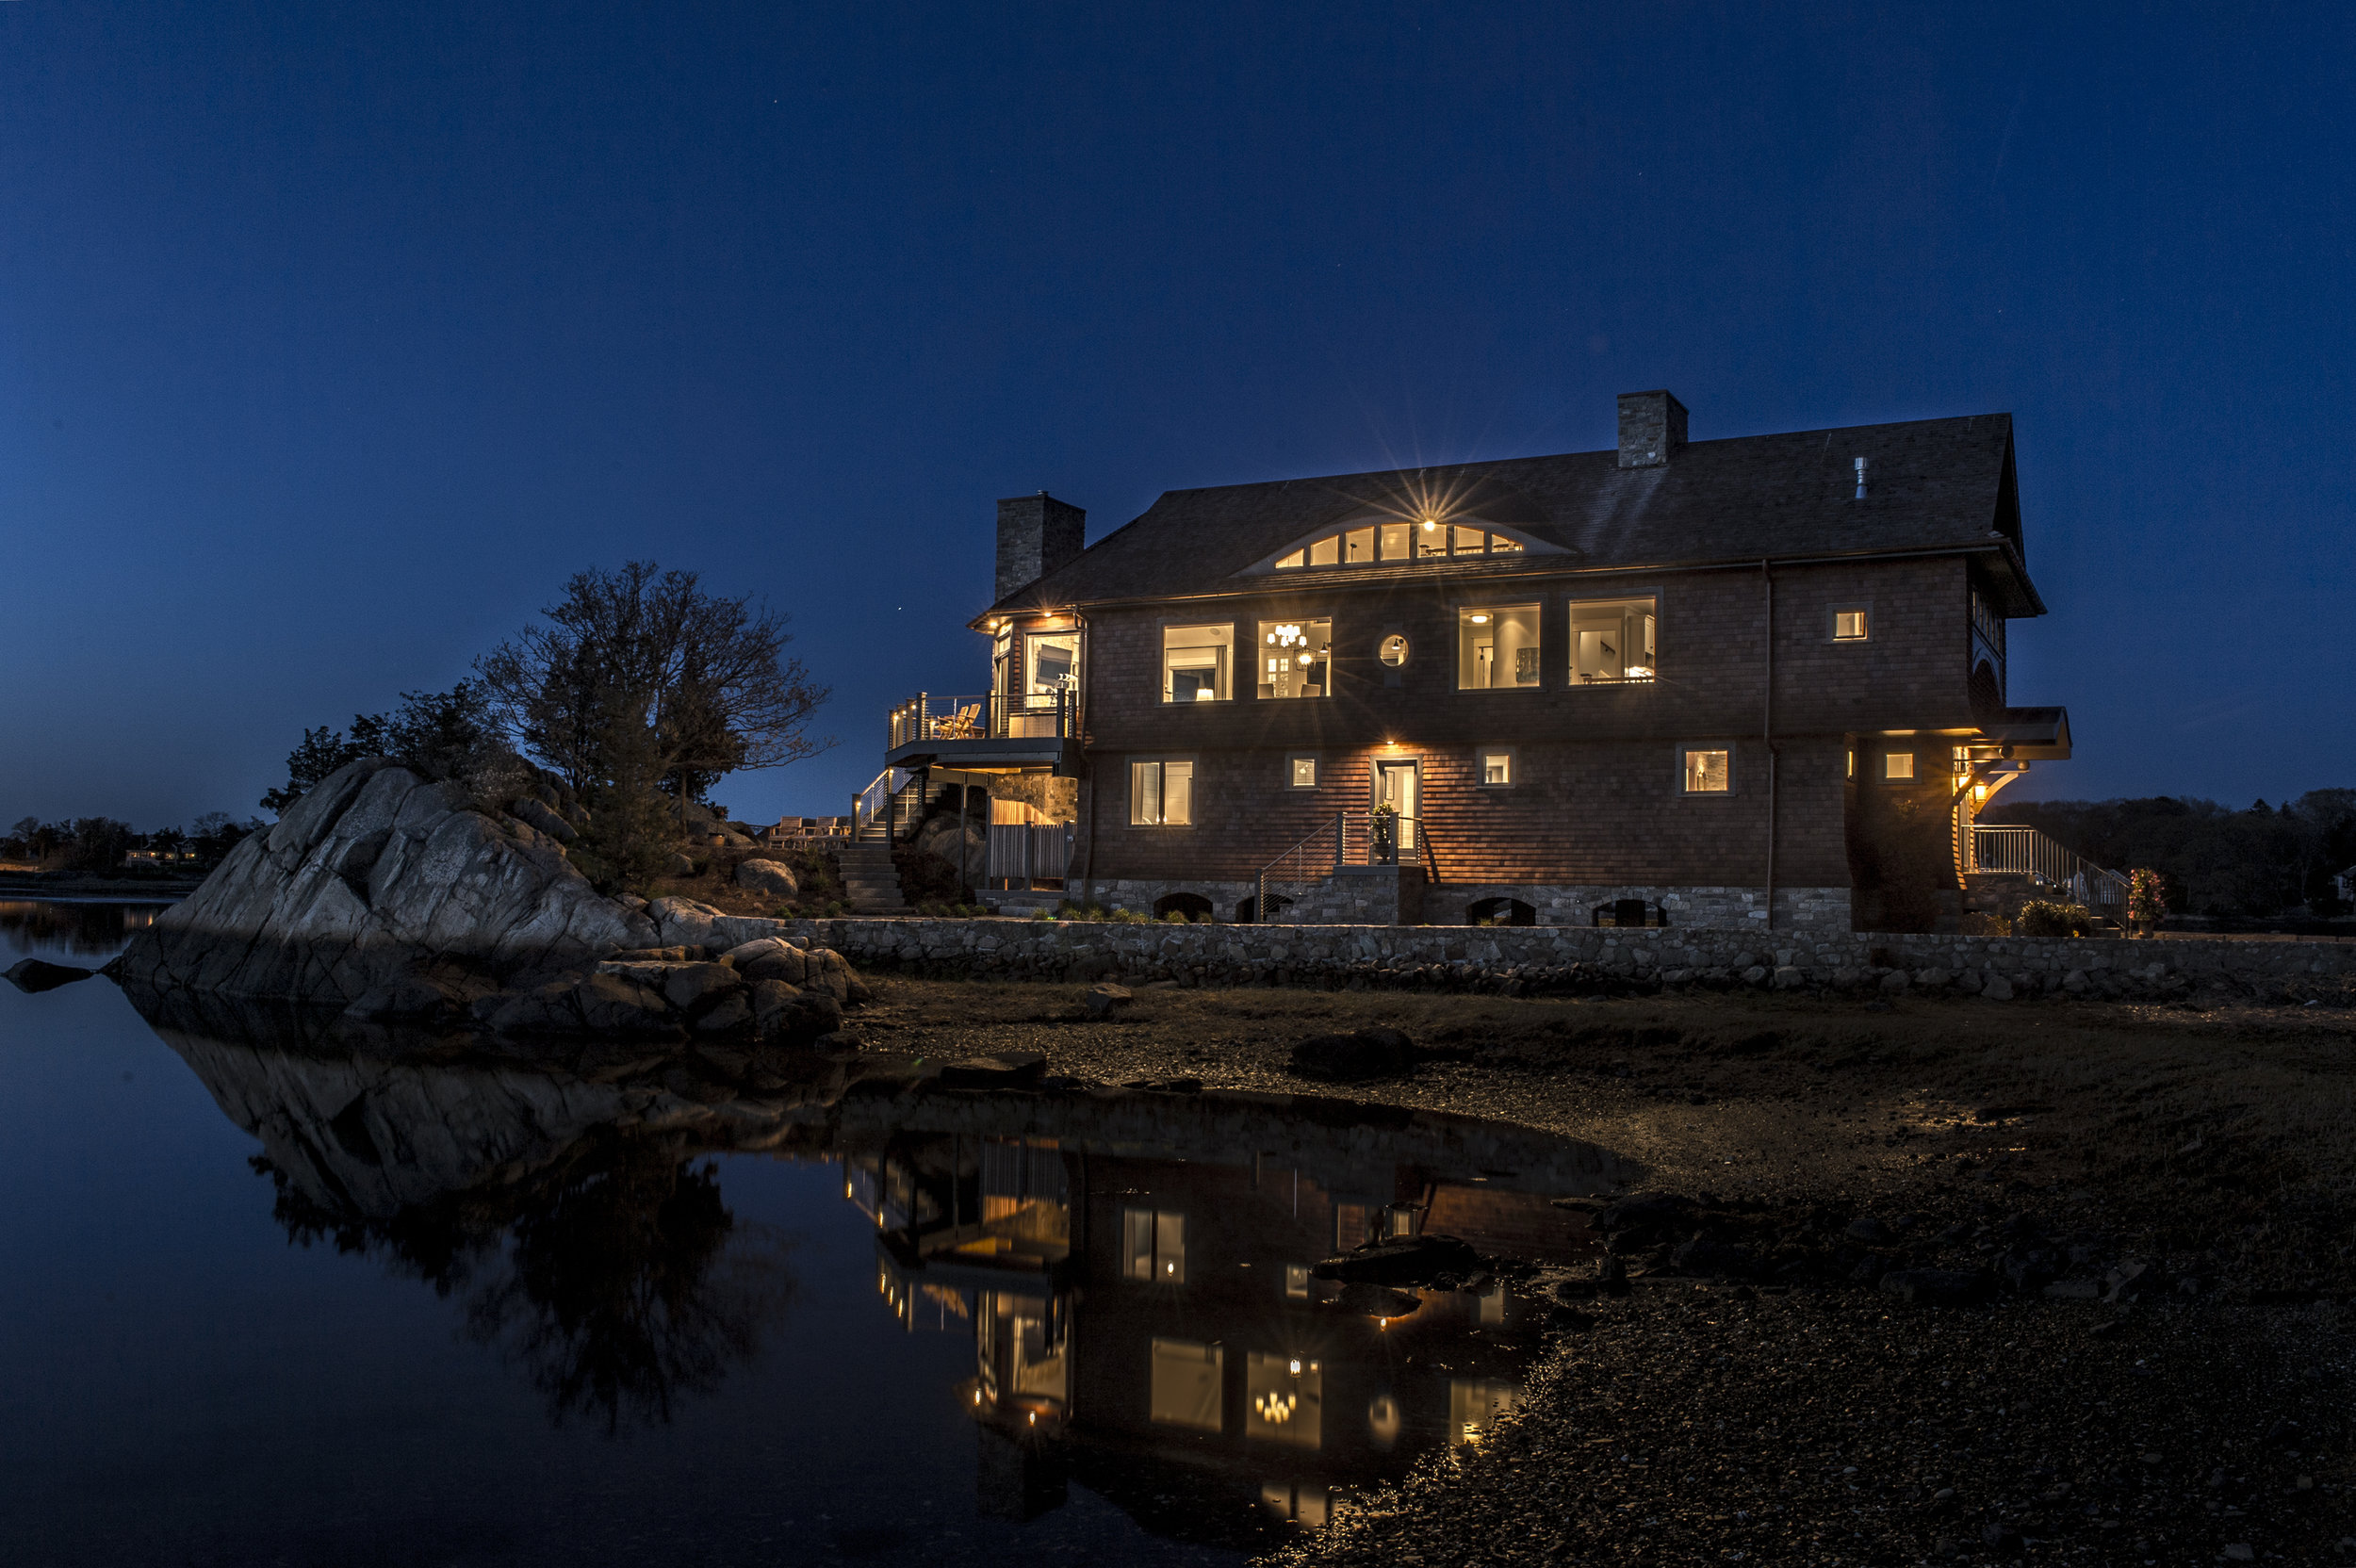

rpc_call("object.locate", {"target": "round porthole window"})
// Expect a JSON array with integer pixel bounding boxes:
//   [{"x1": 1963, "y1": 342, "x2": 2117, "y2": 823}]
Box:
[{"x1": 1377, "y1": 633, "x2": 1410, "y2": 667}]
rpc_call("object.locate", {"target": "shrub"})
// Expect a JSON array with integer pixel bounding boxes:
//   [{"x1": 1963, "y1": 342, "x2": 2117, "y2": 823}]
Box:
[
  {"x1": 1033, "y1": 906, "x2": 1055, "y2": 922},
  {"x1": 2015, "y1": 899, "x2": 2096, "y2": 939}
]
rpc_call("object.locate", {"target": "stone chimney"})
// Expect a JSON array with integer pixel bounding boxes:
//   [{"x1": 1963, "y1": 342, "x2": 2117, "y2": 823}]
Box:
[
  {"x1": 995, "y1": 491, "x2": 1086, "y2": 603},
  {"x1": 1616, "y1": 390, "x2": 1689, "y2": 468}
]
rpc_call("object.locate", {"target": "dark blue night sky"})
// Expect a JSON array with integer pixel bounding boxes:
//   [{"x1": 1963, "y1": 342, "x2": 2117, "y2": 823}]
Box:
[{"x1": 4, "y1": 3, "x2": 2349, "y2": 828}]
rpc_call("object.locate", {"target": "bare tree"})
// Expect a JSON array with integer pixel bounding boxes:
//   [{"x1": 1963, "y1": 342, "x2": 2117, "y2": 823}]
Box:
[{"x1": 475, "y1": 562, "x2": 833, "y2": 825}]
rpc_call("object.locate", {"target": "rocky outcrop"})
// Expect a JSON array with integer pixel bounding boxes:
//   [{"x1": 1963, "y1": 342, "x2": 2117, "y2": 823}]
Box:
[
  {"x1": 105, "y1": 763, "x2": 872, "y2": 1046},
  {"x1": 109, "y1": 758, "x2": 657, "y2": 1004}
]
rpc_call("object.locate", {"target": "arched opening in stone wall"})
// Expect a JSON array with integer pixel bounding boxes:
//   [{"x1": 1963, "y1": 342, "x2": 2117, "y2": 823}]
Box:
[
  {"x1": 1465, "y1": 896, "x2": 1536, "y2": 927},
  {"x1": 1153, "y1": 891, "x2": 1216, "y2": 923}
]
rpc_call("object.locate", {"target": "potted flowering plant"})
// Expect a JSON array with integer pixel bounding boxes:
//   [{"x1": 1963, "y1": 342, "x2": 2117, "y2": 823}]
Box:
[
  {"x1": 1370, "y1": 802, "x2": 1399, "y2": 864},
  {"x1": 2127, "y1": 868, "x2": 2168, "y2": 937}
]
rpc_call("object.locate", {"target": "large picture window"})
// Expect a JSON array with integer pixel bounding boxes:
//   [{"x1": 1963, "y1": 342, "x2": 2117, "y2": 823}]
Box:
[
  {"x1": 1162, "y1": 625, "x2": 1233, "y2": 703},
  {"x1": 1130, "y1": 760, "x2": 1195, "y2": 825},
  {"x1": 1256, "y1": 617, "x2": 1332, "y2": 698},
  {"x1": 1024, "y1": 631, "x2": 1078, "y2": 706},
  {"x1": 1457, "y1": 603, "x2": 1541, "y2": 690},
  {"x1": 1568, "y1": 597, "x2": 1656, "y2": 684}
]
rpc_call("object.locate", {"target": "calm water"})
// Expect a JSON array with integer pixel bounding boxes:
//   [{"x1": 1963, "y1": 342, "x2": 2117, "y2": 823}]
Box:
[{"x1": 0, "y1": 902, "x2": 1625, "y2": 1567}]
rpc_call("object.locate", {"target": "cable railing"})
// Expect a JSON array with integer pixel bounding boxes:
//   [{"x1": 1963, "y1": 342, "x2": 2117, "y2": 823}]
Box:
[
  {"x1": 851, "y1": 766, "x2": 916, "y2": 845},
  {"x1": 1249, "y1": 810, "x2": 1428, "y2": 923},
  {"x1": 889, "y1": 690, "x2": 1077, "y2": 750},
  {"x1": 1969, "y1": 824, "x2": 2130, "y2": 923}
]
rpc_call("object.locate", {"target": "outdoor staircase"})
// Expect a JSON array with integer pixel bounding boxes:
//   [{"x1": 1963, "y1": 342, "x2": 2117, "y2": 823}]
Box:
[{"x1": 833, "y1": 843, "x2": 910, "y2": 914}]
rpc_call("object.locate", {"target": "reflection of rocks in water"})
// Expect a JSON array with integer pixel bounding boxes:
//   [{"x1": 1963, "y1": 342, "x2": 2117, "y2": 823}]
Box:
[
  {"x1": 0, "y1": 898, "x2": 172, "y2": 957},
  {"x1": 258, "y1": 1130, "x2": 794, "y2": 1432},
  {"x1": 163, "y1": 1022, "x2": 794, "y2": 1432}
]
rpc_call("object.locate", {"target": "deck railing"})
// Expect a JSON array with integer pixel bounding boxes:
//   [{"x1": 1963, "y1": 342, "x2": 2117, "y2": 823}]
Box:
[
  {"x1": 1969, "y1": 823, "x2": 2130, "y2": 923},
  {"x1": 889, "y1": 691, "x2": 1076, "y2": 750}
]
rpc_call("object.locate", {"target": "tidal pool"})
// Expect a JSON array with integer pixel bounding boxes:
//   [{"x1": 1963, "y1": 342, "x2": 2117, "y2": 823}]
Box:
[{"x1": 1, "y1": 901, "x2": 1629, "y2": 1567}]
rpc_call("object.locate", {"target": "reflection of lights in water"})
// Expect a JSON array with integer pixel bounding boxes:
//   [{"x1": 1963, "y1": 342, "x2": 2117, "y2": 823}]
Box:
[
  {"x1": 1252, "y1": 1391, "x2": 1298, "y2": 1425},
  {"x1": 1366, "y1": 1393, "x2": 1401, "y2": 1447}
]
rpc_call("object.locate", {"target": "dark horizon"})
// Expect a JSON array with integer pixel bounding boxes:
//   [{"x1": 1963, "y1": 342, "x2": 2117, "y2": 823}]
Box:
[{"x1": 5, "y1": 4, "x2": 2350, "y2": 828}]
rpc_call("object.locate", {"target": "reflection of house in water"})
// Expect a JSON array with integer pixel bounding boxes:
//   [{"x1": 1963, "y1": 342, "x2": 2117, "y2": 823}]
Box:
[{"x1": 839, "y1": 1112, "x2": 1611, "y2": 1549}]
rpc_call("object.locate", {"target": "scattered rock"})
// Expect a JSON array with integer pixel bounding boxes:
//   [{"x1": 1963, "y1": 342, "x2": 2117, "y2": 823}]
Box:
[
  {"x1": 1878, "y1": 1268, "x2": 1993, "y2": 1307},
  {"x1": 734, "y1": 858, "x2": 799, "y2": 900},
  {"x1": 664, "y1": 852, "x2": 696, "y2": 876},
  {"x1": 935, "y1": 1053, "x2": 1049, "y2": 1089},
  {"x1": 1289, "y1": 1027, "x2": 1415, "y2": 1083},
  {"x1": 726, "y1": 938, "x2": 808, "y2": 987},
  {"x1": 1981, "y1": 974, "x2": 2015, "y2": 1002},
  {"x1": 1083, "y1": 983, "x2": 1134, "y2": 1018},
  {"x1": 4, "y1": 958, "x2": 96, "y2": 992}
]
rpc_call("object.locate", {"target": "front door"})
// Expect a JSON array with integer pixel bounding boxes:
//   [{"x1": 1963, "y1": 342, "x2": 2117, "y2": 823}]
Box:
[{"x1": 1373, "y1": 760, "x2": 1419, "y2": 854}]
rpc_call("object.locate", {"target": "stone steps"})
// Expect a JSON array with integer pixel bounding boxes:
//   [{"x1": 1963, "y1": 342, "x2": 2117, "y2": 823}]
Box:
[{"x1": 833, "y1": 845, "x2": 909, "y2": 914}]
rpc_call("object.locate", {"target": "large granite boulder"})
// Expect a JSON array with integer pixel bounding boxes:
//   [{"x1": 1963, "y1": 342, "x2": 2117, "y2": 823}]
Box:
[
  {"x1": 734, "y1": 858, "x2": 798, "y2": 901},
  {"x1": 109, "y1": 758, "x2": 658, "y2": 1005}
]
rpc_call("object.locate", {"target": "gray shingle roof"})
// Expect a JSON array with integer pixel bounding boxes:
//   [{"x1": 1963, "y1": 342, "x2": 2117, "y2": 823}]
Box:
[{"x1": 990, "y1": 412, "x2": 2040, "y2": 618}]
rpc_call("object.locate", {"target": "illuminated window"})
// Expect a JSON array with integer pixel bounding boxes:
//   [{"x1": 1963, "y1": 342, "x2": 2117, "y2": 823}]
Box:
[
  {"x1": 1024, "y1": 631, "x2": 1077, "y2": 706},
  {"x1": 1288, "y1": 756, "x2": 1317, "y2": 789},
  {"x1": 1129, "y1": 760, "x2": 1195, "y2": 825},
  {"x1": 1149, "y1": 1337, "x2": 1223, "y2": 1429},
  {"x1": 1568, "y1": 596, "x2": 1656, "y2": 683},
  {"x1": 1458, "y1": 604, "x2": 1541, "y2": 689},
  {"x1": 1885, "y1": 752, "x2": 1916, "y2": 780},
  {"x1": 1246, "y1": 1352, "x2": 1324, "y2": 1448},
  {"x1": 1256, "y1": 618, "x2": 1333, "y2": 699},
  {"x1": 1681, "y1": 747, "x2": 1730, "y2": 794},
  {"x1": 1831, "y1": 606, "x2": 1870, "y2": 642},
  {"x1": 1847, "y1": 750, "x2": 1856, "y2": 777},
  {"x1": 1477, "y1": 747, "x2": 1514, "y2": 787},
  {"x1": 1377, "y1": 633, "x2": 1410, "y2": 667},
  {"x1": 1122, "y1": 1207, "x2": 1186, "y2": 1282},
  {"x1": 1267, "y1": 521, "x2": 1541, "y2": 571},
  {"x1": 1162, "y1": 624, "x2": 1232, "y2": 702},
  {"x1": 1448, "y1": 1379, "x2": 1519, "y2": 1446},
  {"x1": 1284, "y1": 1263, "x2": 1310, "y2": 1299}
]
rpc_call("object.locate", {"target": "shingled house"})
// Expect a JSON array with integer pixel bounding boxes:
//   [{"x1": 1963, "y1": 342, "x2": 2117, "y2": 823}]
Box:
[{"x1": 867, "y1": 390, "x2": 2097, "y2": 932}]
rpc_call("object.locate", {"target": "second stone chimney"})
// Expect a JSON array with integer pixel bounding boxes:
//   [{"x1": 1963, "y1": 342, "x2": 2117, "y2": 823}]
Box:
[
  {"x1": 1616, "y1": 390, "x2": 1689, "y2": 468},
  {"x1": 995, "y1": 492, "x2": 1086, "y2": 603}
]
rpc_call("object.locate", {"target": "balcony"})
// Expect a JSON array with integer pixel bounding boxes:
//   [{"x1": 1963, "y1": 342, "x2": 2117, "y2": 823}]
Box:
[{"x1": 884, "y1": 691, "x2": 1082, "y2": 775}]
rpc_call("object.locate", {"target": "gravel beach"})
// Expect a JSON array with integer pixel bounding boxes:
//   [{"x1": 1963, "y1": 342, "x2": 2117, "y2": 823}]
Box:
[{"x1": 848, "y1": 977, "x2": 2356, "y2": 1565}]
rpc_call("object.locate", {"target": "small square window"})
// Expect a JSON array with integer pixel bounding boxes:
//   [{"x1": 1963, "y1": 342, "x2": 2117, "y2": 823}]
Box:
[
  {"x1": 1477, "y1": 747, "x2": 1514, "y2": 786},
  {"x1": 1884, "y1": 752, "x2": 1916, "y2": 781},
  {"x1": 1288, "y1": 756, "x2": 1317, "y2": 789},
  {"x1": 1681, "y1": 747, "x2": 1730, "y2": 793},
  {"x1": 1831, "y1": 607, "x2": 1870, "y2": 642}
]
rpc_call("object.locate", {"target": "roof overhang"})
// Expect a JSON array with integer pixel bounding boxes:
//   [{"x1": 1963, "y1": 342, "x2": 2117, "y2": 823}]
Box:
[{"x1": 1978, "y1": 706, "x2": 2072, "y2": 760}]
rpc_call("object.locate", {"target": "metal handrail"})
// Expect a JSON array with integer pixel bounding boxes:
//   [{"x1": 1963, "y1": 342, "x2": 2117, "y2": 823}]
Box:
[
  {"x1": 889, "y1": 690, "x2": 1075, "y2": 749},
  {"x1": 1249, "y1": 810, "x2": 1429, "y2": 923},
  {"x1": 1970, "y1": 824, "x2": 2130, "y2": 917}
]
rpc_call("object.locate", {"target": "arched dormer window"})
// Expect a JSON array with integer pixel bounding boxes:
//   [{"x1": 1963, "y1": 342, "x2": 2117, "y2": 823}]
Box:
[{"x1": 1253, "y1": 516, "x2": 1556, "y2": 574}]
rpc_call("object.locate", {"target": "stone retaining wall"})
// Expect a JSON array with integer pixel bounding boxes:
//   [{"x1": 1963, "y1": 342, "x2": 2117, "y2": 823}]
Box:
[{"x1": 771, "y1": 916, "x2": 2356, "y2": 1003}]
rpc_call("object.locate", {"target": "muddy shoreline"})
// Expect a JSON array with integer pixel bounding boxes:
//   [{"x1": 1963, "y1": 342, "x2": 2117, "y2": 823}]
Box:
[{"x1": 852, "y1": 978, "x2": 2354, "y2": 1565}]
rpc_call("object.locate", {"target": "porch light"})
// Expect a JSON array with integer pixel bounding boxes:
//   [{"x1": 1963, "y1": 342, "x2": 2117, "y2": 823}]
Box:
[{"x1": 1468, "y1": 612, "x2": 1490, "y2": 624}]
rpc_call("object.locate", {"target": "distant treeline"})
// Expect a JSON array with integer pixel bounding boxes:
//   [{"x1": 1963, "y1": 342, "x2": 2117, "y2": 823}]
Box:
[
  {"x1": 1, "y1": 813, "x2": 264, "y2": 875},
  {"x1": 1983, "y1": 791, "x2": 2356, "y2": 918}
]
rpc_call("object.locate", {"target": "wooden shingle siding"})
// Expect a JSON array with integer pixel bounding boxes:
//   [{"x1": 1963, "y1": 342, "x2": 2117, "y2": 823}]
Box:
[{"x1": 1071, "y1": 558, "x2": 1963, "y2": 890}]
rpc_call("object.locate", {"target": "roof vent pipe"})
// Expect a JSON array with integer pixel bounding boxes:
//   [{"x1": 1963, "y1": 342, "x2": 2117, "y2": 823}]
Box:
[{"x1": 1853, "y1": 457, "x2": 1869, "y2": 499}]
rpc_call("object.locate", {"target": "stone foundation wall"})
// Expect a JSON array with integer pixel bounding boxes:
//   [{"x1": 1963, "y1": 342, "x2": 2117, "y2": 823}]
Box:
[
  {"x1": 771, "y1": 916, "x2": 2356, "y2": 1003},
  {"x1": 1069, "y1": 875, "x2": 1848, "y2": 932}
]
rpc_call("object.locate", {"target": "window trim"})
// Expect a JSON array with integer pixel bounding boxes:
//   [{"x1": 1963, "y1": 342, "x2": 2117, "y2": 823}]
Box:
[
  {"x1": 1375, "y1": 631, "x2": 1411, "y2": 668},
  {"x1": 1474, "y1": 744, "x2": 1517, "y2": 788},
  {"x1": 1564, "y1": 592, "x2": 1661, "y2": 686},
  {"x1": 1285, "y1": 753, "x2": 1319, "y2": 790},
  {"x1": 1882, "y1": 750, "x2": 1917, "y2": 782},
  {"x1": 1454, "y1": 600, "x2": 1546, "y2": 693},
  {"x1": 1129, "y1": 756, "x2": 1199, "y2": 826},
  {"x1": 1827, "y1": 602, "x2": 1873, "y2": 644},
  {"x1": 1676, "y1": 742, "x2": 1735, "y2": 797},
  {"x1": 1159, "y1": 619, "x2": 1235, "y2": 705}
]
